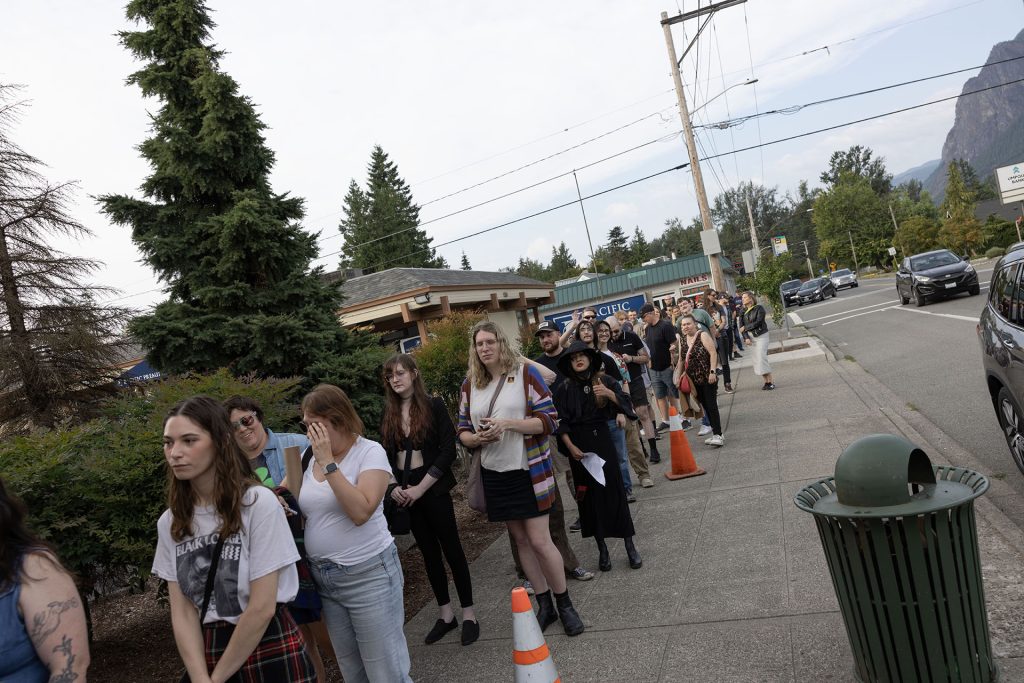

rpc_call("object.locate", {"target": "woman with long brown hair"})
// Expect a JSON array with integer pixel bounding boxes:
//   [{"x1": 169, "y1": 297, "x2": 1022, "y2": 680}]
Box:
[
  {"x1": 298, "y1": 384, "x2": 412, "y2": 682},
  {"x1": 0, "y1": 476, "x2": 90, "y2": 683},
  {"x1": 380, "y1": 354, "x2": 478, "y2": 646},
  {"x1": 457, "y1": 320, "x2": 584, "y2": 637},
  {"x1": 153, "y1": 396, "x2": 315, "y2": 683}
]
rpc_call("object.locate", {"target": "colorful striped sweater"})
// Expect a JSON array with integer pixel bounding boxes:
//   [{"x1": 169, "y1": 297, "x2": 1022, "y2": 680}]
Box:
[{"x1": 457, "y1": 363, "x2": 558, "y2": 512}]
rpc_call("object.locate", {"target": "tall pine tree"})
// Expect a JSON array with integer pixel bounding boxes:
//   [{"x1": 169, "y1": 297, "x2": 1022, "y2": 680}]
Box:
[
  {"x1": 340, "y1": 145, "x2": 446, "y2": 273},
  {"x1": 627, "y1": 227, "x2": 649, "y2": 268},
  {"x1": 460, "y1": 251, "x2": 471, "y2": 270},
  {"x1": 99, "y1": 1, "x2": 385, "y2": 387},
  {"x1": 549, "y1": 242, "x2": 580, "y2": 281}
]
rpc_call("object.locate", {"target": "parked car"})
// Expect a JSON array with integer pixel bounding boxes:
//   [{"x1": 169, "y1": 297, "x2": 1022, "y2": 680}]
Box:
[
  {"x1": 979, "y1": 248, "x2": 1024, "y2": 475},
  {"x1": 896, "y1": 249, "x2": 979, "y2": 307},
  {"x1": 795, "y1": 277, "x2": 836, "y2": 305},
  {"x1": 780, "y1": 279, "x2": 803, "y2": 307},
  {"x1": 830, "y1": 268, "x2": 858, "y2": 289}
]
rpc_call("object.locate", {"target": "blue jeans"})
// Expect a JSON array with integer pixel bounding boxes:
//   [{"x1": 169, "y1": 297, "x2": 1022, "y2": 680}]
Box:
[
  {"x1": 607, "y1": 419, "x2": 632, "y2": 494},
  {"x1": 309, "y1": 544, "x2": 412, "y2": 683}
]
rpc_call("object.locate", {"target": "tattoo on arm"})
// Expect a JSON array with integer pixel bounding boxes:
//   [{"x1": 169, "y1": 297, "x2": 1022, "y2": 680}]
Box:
[
  {"x1": 48, "y1": 635, "x2": 79, "y2": 682},
  {"x1": 30, "y1": 598, "x2": 79, "y2": 640}
]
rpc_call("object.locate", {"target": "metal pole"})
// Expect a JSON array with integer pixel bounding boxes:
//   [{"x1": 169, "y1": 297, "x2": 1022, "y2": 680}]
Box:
[
  {"x1": 888, "y1": 202, "x2": 907, "y2": 257},
  {"x1": 661, "y1": 10, "x2": 723, "y2": 292},
  {"x1": 847, "y1": 230, "x2": 859, "y2": 273},
  {"x1": 573, "y1": 171, "x2": 601, "y2": 295}
]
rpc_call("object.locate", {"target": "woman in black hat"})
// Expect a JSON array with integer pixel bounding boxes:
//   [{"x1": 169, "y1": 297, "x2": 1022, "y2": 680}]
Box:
[{"x1": 553, "y1": 341, "x2": 642, "y2": 572}]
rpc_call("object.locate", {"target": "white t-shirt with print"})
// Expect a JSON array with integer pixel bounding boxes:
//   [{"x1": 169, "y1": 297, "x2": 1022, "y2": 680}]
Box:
[
  {"x1": 299, "y1": 436, "x2": 394, "y2": 566},
  {"x1": 151, "y1": 485, "x2": 300, "y2": 625}
]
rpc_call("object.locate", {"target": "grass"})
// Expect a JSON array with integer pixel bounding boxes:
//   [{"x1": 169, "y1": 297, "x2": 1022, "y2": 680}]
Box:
[
  {"x1": 907, "y1": 402, "x2": 919, "y2": 411},
  {"x1": 844, "y1": 354, "x2": 855, "y2": 362},
  {"x1": 992, "y1": 472, "x2": 1007, "y2": 480}
]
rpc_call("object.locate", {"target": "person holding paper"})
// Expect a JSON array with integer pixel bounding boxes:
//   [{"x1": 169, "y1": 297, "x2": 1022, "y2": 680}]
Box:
[{"x1": 553, "y1": 341, "x2": 642, "y2": 572}]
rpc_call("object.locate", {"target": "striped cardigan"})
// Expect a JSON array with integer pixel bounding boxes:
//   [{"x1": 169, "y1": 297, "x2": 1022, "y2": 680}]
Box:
[{"x1": 457, "y1": 363, "x2": 558, "y2": 512}]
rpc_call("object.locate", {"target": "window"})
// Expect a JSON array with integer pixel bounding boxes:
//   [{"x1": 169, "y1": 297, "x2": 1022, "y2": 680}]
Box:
[{"x1": 990, "y1": 263, "x2": 1019, "y2": 321}]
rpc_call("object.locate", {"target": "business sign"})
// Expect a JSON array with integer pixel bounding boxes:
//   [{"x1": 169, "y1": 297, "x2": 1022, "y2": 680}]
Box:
[
  {"x1": 544, "y1": 294, "x2": 646, "y2": 331},
  {"x1": 997, "y1": 163, "x2": 1024, "y2": 204},
  {"x1": 772, "y1": 236, "x2": 789, "y2": 256}
]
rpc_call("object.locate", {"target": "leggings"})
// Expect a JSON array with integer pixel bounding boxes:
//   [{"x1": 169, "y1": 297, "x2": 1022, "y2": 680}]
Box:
[
  {"x1": 409, "y1": 492, "x2": 474, "y2": 608},
  {"x1": 718, "y1": 331, "x2": 733, "y2": 385},
  {"x1": 694, "y1": 382, "x2": 722, "y2": 436}
]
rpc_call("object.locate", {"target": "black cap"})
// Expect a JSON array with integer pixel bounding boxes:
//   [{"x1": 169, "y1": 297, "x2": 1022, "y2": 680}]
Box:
[
  {"x1": 639, "y1": 303, "x2": 656, "y2": 316},
  {"x1": 534, "y1": 320, "x2": 558, "y2": 336}
]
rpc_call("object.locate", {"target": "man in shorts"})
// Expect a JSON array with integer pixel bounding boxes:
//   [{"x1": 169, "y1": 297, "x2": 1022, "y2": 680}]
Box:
[
  {"x1": 640, "y1": 303, "x2": 688, "y2": 431},
  {"x1": 607, "y1": 316, "x2": 662, "y2": 465}
]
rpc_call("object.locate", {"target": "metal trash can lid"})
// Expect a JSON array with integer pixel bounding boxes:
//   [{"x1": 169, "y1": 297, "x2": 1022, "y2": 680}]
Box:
[{"x1": 801, "y1": 434, "x2": 987, "y2": 518}]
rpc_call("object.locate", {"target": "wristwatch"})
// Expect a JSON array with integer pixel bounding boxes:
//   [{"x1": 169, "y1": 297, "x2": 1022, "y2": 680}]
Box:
[{"x1": 323, "y1": 462, "x2": 339, "y2": 476}]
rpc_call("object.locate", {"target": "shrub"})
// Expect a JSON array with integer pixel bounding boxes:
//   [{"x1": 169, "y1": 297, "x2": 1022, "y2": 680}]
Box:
[
  {"x1": 0, "y1": 370, "x2": 302, "y2": 597},
  {"x1": 415, "y1": 311, "x2": 484, "y2": 421},
  {"x1": 985, "y1": 246, "x2": 1007, "y2": 259}
]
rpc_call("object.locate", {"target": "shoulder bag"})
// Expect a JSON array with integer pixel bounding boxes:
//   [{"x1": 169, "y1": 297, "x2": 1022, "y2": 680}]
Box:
[{"x1": 466, "y1": 373, "x2": 508, "y2": 513}]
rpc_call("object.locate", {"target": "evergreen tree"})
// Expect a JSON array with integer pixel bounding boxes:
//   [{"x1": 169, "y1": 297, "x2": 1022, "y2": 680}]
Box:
[
  {"x1": 513, "y1": 257, "x2": 549, "y2": 281},
  {"x1": 98, "y1": 1, "x2": 388, "y2": 399},
  {"x1": 548, "y1": 242, "x2": 579, "y2": 281},
  {"x1": 460, "y1": 251, "x2": 471, "y2": 270},
  {"x1": 340, "y1": 145, "x2": 446, "y2": 273},
  {"x1": 627, "y1": 227, "x2": 650, "y2": 268},
  {"x1": 820, "y1": 145, "x2": 892, "y2": 196},
  {"x1": 939, "y1": 161, "x2": 984, "y2": 255},
  {"x1": 649, "y1": 217, "x2": 703, "y2": 259},
  {"x1": 0, "y1": 85, "x2": 130, "y2": 430},
  {"x1": 604, "y1": 226, "x2": 629, "y2": 270}
]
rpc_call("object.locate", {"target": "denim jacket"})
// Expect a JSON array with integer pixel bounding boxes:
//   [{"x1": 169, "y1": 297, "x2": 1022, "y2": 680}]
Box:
[{"x1": 262, "y1": 428, "x2": 310, "y2": 486}]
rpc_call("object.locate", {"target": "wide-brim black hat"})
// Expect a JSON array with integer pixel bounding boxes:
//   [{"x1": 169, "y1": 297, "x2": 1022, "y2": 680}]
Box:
[{"x1": 557, "y1": 341, "x2": 603, "y2": 377}]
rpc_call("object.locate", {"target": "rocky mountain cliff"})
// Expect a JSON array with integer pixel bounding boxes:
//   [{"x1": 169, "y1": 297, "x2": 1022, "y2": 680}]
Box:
[{"x1": 924, "y1": 28, "x2": 1024, "y2": 201}]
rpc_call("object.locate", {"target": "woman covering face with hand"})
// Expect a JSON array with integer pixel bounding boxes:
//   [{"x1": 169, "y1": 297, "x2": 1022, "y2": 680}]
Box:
[{"x1": 298, "y1": 384, "x2": 412, "y2": 683}]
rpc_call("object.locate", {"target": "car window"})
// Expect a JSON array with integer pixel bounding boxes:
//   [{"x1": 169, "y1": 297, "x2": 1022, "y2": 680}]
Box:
[
  {"x1": 991, "y1": 263, "x2": 1020, "y2": 321},
  {"x1": 833, "y1": 269, "x2": 851, "y2": 276},
  {"x1": 910, "y1": 251, "x2": 959, "y2": 271},
  {"x1": 781, "y1": 280, "x2": 801, "y2": 290},
  {"x1": 1011, "y1": 266, "x2": 1024, "y2": 326},
  {"x1": 799, "y1": 279, "x2": 819, "y2": 289}
]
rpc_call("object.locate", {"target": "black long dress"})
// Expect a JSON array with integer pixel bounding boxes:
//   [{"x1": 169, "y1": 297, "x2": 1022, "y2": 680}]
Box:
[{"x1": 553, "y1": 374, "x2": 636, "y2": 540}]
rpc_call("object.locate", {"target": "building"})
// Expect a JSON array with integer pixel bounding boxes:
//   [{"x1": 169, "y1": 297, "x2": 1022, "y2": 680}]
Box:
[
  {"x1": 541, "y1": 253, "x2": 738, "y2": 330},
  {"x1": 336, "y1": 268, "x2": 554, "y2": 350}
]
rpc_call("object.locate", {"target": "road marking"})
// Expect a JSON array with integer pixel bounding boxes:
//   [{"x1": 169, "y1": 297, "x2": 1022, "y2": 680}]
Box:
[
  {"x1": 799, "y1": 300, "x2": 900, "y2": 324},
  {"x1": 788, "y1": 311, "x2": 803, "y2": 324},
  {"x1": 894, "y1": 307, "x2": 979, "y2": 323},
  {"x1": 821, "y1": 306, "x2": 899, "y2": 326}
]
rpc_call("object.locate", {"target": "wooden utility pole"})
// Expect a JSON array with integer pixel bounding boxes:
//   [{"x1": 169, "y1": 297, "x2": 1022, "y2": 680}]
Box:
[
  {"x1": 745, "y1": 192, "x2": 759, "y2": 253},
  {"x1": 660, "y1": 2, "x2": 746, "y2": 291}
]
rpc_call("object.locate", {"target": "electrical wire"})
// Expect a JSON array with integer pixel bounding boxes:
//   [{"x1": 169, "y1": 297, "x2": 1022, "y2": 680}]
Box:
[{"x1": 742, "y1": 4, "x2": 766, "y2": 183}]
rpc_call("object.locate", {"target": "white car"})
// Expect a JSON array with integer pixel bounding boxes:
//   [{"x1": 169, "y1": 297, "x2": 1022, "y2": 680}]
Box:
[{"x1": 830, "y1": 268, "x2": 858, "y2": 289}]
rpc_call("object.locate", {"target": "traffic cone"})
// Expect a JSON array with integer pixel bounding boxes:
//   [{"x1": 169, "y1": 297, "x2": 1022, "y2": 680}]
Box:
[
  {"x1": 511, "y1": 587, "x2": 560, "y2": 683},
  {"x1": 665, "y1": 406, "x2": 706, "y2": 480}
]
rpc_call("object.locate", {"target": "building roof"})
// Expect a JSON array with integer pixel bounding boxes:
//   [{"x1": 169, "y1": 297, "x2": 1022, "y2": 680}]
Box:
[
  {"x1": 338, "y1": 268, "x2": 552, "y2": 309},
  {"x1": 541, "y1": 253, "x2": 736, "y2": 311},
  {"x1": 977, "y1": 198, "x2": 1023, "y2": 223}
]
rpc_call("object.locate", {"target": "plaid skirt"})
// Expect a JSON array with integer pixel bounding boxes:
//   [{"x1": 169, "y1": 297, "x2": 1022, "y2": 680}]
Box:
[{"x1": 200, "y1": 605, "x2": 315, "y2": 682}]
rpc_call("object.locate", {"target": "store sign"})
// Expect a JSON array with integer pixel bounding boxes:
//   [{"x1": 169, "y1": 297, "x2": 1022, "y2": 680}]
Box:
[
  {"x1": 545, "y1": 294, "x2": 646, "y2": 331},
  {"x1": 679, "y1": 275, "x2": 710, "y2": 287},
  {"x1": 997, "y1": 163, "x2": 1024, "y2": 204}
]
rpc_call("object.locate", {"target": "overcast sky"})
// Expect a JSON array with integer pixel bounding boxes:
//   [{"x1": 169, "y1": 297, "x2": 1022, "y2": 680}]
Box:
[{"x1": 1, "y1": 0, "x2": 1022, "y2": 311}]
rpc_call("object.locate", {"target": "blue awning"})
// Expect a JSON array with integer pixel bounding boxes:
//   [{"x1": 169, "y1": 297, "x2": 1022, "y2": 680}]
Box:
[{"x1": 116, "y1": 359, "x2": 163, "y2": 386}]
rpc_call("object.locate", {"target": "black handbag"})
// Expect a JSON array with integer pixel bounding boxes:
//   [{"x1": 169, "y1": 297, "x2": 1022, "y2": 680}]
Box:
[
  {"x1": 179, "y1": 535, "x2": 226, "y2": 683},
  {"x1": 383, "y1": 444, "x2": 413, "y2": 535}
]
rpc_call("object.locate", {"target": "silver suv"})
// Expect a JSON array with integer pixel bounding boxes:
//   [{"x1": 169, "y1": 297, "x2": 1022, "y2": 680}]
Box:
[{"x1": 830, "y1": 268, "x2": 858, "y2": 289}]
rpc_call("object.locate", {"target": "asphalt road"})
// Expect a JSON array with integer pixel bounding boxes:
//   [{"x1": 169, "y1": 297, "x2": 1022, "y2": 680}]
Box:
[{"x1": 786, "y1": 261, "x2": 1024, "y2": 526}]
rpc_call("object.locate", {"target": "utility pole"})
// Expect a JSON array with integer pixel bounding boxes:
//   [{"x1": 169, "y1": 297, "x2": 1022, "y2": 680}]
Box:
[
  {"x1": 745, "y1": 191, "x2": 759, "y2": 254},
  {"x1": 660, "y1": 1, "x2": 745, "y2": 291},
  {"x1": 847, "y1": 230, "x2": 859, "y2": 273},
  {"x1": 801, "y1": 240, "x2": 814, "y2": 279}
]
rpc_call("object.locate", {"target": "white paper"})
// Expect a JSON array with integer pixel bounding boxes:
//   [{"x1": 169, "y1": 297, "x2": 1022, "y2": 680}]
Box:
[{"x1": 581, "y1": 452, "x2": 605, "y2": 486}]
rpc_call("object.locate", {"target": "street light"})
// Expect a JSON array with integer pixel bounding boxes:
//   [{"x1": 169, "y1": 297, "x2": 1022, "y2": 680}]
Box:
[{"x1": 690, "y1": 78, "x2": 758, "y2": 118}]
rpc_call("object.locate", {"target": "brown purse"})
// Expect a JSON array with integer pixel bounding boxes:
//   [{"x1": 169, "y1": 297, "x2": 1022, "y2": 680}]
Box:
[{"x1": 466, "y1": 373, "x2": 508, "y2": 513}]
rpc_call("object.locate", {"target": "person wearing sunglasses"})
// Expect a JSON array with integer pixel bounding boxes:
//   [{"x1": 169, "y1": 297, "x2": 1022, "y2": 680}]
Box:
[{"x1": 224, "y1": 396, "x2": 310, "y2": 489}]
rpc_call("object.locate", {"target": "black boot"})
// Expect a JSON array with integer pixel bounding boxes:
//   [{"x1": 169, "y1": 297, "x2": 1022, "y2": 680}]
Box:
[
  {"x1": 625, "y1": 536, "x2": 643, "y2": 569},
  {"x1": 648, "y1": 438, "x2": 661, "y2": 464},
  {"x1": 597, "y1": 538, "x2": 611, "y2": 572},
  {"x1": 534, "y1": 590, "x2": 557, "y2": 632},
  {"x1": 554, "y1": 590, "x2": 585, "y2": 637}
]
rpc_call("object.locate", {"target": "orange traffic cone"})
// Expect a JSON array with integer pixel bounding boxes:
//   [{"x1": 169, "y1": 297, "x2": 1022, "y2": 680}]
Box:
[
  {"x1": 512, "y1": 587, "x2": 560, "y2": 683},
  {"x1": 665, "y1": 406, "x2": 706, "y2": 480}
]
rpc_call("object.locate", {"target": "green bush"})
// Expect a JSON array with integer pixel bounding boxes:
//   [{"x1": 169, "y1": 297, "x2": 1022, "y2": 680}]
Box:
[
  {"x1": 985, "y1": 246, "x2": 1007, "y2": 259},
  {"x1": 415, "y1": 311, "x2": 483, "y2": 422},
  {"x1": 0, "y1": 370, "x2": 302, "y2": 597}
]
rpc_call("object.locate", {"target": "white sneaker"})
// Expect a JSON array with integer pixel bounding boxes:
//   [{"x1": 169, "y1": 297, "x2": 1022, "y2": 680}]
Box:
[
  {"x1": 705, "y1": 434, "x2": 724, "y2": 447},
  {"x1": 698, "y1": 425, "x2": 713, "y2": 436}
]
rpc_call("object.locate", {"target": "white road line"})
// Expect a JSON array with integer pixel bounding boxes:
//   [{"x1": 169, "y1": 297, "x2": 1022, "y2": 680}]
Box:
[
  {"x1": 799, "y1": 299, "x2": 900, "y2": 324},
  {"x1": 895, "y1": 307, "x2": 979, "y2": 323},
  {"x1": 788, "y1": 311, "x2": 803, "y2": 324},
  {"x1": 821, "y1": 306, "x2": 899, "y2": 326}
]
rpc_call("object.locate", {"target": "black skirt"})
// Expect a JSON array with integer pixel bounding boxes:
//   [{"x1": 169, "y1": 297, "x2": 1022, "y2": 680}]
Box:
[{"x1": 481, "y1": 466, "x2": 545, "y2": 522}]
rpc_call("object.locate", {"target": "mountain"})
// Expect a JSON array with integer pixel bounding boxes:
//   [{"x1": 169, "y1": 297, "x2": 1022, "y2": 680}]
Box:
[
  {"x1": 892, "y1": 159, "x2": 941, "y2": 187},
  {"x1": 924, "y1": 28, "x2": 1024, "y2": 201}
]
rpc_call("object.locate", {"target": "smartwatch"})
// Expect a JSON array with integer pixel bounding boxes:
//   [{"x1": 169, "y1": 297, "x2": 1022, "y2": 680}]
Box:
[{"x1": 324, "y1": 462, "x2": 339, "y2": 476}]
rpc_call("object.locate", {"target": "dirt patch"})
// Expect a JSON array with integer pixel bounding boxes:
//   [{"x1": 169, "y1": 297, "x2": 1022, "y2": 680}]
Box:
[
  {"x1": 768, "y1": 342, "x2": 810, "y2": 355},
  {"x1": 86, "y1": 482, "x2": 501, "y2": 683}
]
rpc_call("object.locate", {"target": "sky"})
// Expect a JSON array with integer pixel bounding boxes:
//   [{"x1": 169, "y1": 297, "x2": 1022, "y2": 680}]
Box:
[{"x1": 1, "y1": 0, "x2": 1022, "y2": 312}]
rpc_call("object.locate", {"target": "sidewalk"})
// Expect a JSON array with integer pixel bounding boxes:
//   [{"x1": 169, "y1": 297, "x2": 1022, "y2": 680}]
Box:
[{"x1": 402, "y1": 329, "x2": 1024, "y2": 681}]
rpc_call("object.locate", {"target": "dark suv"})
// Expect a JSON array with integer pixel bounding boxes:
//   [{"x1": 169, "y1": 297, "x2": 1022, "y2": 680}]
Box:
[
  {"x1": 780, "y1": 279, "x2": 802, "y2": 307},
  {"x1": 896, "y1": 249, "x2": 979, "y2": 307},
  {"x1": 980, "y1": 250, "x2": 1024, "y2": 475}
]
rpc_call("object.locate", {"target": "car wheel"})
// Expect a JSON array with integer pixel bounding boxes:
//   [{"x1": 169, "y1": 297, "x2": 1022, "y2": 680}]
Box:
[
  {"x1": 997, "y1": 387, "x2": 1024, "y2": 476},
  {"x1": 832, "y1": 289, "x2": 837, "y2": 298},
  {"x1": 970, "y1": 285, "x2": 980, "y2": 296},
  {"x1": 854, "y1": 283, "x2": 859, "y2": 288},
  {"x1": 899, "y1": 287, "x2": 909, "y2": 305},
  {"x1": 913, "y1": 287, "x2": 925, "y2": 307}
]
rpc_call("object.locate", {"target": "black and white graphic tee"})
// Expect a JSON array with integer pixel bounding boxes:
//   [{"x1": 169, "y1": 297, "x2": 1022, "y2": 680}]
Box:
[{"x1": 152, "y1": 485, "x2": 300, "y2": 625}]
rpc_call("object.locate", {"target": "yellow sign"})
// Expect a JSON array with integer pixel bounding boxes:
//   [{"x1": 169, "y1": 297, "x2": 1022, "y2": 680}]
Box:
[
  {"x1": 829, "y1": 262, "x2": 837, "y2": 272},
  {"x1": 771, "y1": 236, "x2": 788, "y2": 256}
]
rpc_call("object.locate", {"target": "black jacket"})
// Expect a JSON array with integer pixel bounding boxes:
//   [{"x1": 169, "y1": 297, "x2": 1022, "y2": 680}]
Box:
[
  {"x1": 741, "y1": 304, "x2": 768, "y2": 337},
  {"x1": 383, "y1": 396, "x2": 457, "y2": 496}
]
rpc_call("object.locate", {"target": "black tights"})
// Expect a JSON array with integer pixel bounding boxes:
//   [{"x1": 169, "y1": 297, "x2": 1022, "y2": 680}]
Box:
[{"x1": 409, "y1": 492, "x2": 474, "y2": 608}]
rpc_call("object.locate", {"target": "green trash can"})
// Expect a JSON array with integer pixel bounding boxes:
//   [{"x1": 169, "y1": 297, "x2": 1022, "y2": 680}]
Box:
[{"x1": 794, "y1": 434, "x2": 996, "y2": 683}]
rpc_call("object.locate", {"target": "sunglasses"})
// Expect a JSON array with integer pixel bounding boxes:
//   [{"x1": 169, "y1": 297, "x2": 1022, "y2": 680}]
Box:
[
  {"x1": 582, "y1": 315, "x2": 596, "y2": 320},
  {"x1": 231, "y1": 414, "x2": 257, "y2": 431}
]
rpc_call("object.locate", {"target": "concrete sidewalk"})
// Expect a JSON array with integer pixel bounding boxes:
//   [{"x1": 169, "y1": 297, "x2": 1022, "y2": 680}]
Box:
[{"x1": 402, "y1": 329, "x2": 1024, "y2": 681}]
